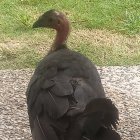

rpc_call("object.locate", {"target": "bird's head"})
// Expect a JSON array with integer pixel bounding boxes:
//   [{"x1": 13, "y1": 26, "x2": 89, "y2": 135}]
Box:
[{"x1": 33, "y1": 9, "x2": 69, "y2": 31}]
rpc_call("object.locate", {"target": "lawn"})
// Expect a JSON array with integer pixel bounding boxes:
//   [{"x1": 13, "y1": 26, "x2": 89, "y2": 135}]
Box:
[{"x1": 0, "y1": 0, "x2": 140, "y2": 69}]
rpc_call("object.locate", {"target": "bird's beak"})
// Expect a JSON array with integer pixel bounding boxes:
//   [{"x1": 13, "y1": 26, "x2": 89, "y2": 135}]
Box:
[
  {"x1": 32, "y1": 21, "x2": 40, "y2": 28},
  {"x1": 32, "y1": 17, "x2": 48, "y2": 28}
]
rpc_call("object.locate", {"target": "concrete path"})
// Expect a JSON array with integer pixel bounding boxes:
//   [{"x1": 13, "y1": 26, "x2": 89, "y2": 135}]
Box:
[{"x1": 0, "y1": 66, "x2": 140, "y2": 140}]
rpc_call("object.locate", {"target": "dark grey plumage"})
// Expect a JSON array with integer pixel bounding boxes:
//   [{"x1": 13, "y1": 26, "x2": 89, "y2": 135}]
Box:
[
  {"x1": 81, "y1": 98, "x2": 120, "y2": 140},
  {"x1": 26, "y1": 9, "x2": 120, "y2": 140}
]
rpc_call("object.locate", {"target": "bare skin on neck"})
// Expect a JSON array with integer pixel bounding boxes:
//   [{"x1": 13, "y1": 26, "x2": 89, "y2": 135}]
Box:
[{"x1": 51, "y1": 17, "x2": 70, "y2": 52}]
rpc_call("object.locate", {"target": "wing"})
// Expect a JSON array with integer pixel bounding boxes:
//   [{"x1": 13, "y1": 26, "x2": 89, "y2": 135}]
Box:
[
  {"x1": 32, "y1": 115, "x2": 60, "y2": 140},
  {"x1": 26, "y1": 73, "x2": 73, "y2": 140},
  {"x1": 26, "y1": 73, "x2": 73, "y2": 126}
]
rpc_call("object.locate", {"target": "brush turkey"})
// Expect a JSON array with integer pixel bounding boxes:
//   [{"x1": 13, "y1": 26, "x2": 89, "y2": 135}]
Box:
[{"x1": 26, "y1": 9, "x2": 121, "y2": 140}]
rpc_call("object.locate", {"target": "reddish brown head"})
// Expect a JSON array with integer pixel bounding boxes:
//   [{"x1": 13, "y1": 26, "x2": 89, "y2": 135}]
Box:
[{"x1": 33, "y1": 9, "x2": 70, "y2": 50}]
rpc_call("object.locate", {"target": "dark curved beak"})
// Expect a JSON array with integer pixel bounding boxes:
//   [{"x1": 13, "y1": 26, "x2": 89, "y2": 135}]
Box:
[
  {"x1": 32, "y1": 21, "x2": 40, "y2": 28},
  {"x1": 33, "y1": 20, "x2": 44, "y2": 28},
  {"x1": 32, "y1": 17, "x2": 47, "y2": 28}
]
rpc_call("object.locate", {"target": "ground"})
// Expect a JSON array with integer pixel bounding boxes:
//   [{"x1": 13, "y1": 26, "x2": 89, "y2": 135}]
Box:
[{"x1": 0, "y1": 66, "x2": 140, "y2": 140}]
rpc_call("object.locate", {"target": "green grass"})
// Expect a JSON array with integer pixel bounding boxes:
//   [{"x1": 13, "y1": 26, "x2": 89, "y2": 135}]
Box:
[
  {"x1": 74, "y1": 43, "x2": 140, "y2": 66},
  {"x1": 0, "y1": 0, "x2": 140, "y2": 36},
  {"x1": 0, "y1": 46, "x2": 42, "y2": 69},
  {"x1": 0, "y1": 0, "x2": 140, "y2": 69},
  {"x1": 0, "y1": 39, "x2": 140, "y2": 69}
]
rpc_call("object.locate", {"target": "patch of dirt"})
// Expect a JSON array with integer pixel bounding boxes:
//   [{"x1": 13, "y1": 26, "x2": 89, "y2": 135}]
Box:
[
  {"x1": 0, "y1": 40, "x2": 25, "y2": 50},
  {"x1": 71, "y1": 29, "x2": 140, "y2": 48},
  {"x1": 0, "y1": 29, "x2": 140, "y2": 50}
]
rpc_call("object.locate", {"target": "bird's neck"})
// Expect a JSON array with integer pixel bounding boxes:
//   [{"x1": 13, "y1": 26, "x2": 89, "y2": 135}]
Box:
[{"x1": 51, "y1": 20, "x2": 70, "y2": 52}]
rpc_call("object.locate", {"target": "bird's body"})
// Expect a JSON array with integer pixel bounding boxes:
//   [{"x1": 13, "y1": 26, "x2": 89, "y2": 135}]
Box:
[
  {"x1": 26, "y1": 9, "x2": 120, "y2": 140},
  {"x1": 27, "y1": 47, "x2": 105, "y2": 140}
]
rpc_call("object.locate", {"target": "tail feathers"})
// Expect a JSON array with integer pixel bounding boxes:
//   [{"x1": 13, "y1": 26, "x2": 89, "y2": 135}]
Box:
[
  {"x1": 83, "y1": 98, "x2": 121, "y2": 140},
  {"x1": 84, "y1": 98, "x2": 119, "y2": 129},
  {"x1": 95, "y1": 127, "x2": 121, "y2": 140}
]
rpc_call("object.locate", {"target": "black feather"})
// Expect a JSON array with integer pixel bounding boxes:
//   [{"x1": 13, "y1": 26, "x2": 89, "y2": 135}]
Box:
[
  {"x1": 95, "y1": 127, "x2": 121, "y2": 140},
  {"x1": 81, "y1": 98, "x2": 121, "y2": 140}
]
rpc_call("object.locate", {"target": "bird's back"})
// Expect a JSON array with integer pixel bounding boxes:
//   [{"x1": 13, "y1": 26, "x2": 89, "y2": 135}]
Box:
[{"x1": 26, "y1": 48, "x2": 105, "y2": 140}]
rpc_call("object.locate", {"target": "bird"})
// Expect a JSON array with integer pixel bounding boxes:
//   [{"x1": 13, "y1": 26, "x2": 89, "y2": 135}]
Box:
[{"x1": 26, "y1": 9, "x2": 120, "y2": 140}]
